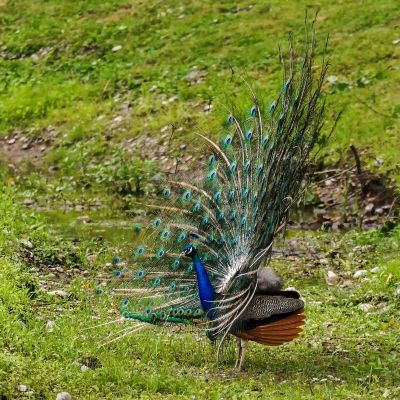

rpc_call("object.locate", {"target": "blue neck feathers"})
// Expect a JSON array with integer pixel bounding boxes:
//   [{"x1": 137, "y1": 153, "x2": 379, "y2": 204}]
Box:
[{"x1": 192, "y1": 252, "x2": 215, "y2": 314}]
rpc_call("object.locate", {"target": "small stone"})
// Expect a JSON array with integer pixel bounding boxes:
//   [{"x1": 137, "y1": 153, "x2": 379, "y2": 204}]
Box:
[
  {"x1": 77, "y1": 215, "x2": 91, "y2": 223},
  {"x1": 168, "y1": 95, "x2": 178, "y2": 103},
  {"x1": 7, "y1": 138, "x2": 16, "y2": 144},
  {"x1": 46, "y1": 320, "x2": 55, "y2": 332},
  {"x1": 23, "y1": 198, "x2": 35, "y2": 206},
  {"x1": 111, "y1": 45, "x2": 122, "y2": 52},
  {"x1": 364, "y1": 203, "x2": 374, "y2": 213},
  {"x1": 394, "y1": 287, "x2": 400, "y2": 297},
  {"x1": 341, "y1": 279, "x2": 354, "y2": 289},
  {"x1": 86, "y1": 254, "x2": 98, "y2": 263},
  {"x1": 18, "y1": 384, "x2": 28, "y2": 392},
  {"x1": 55, "y1": 266, "x2": 64, "y2": 273},
  {"x1": 353, "y1": 270, "x2": 368, "y2": 278},
  {"x1": 326, "y1": 270, "x2": 339, "y2": 285},
  {"x1": 371, "y1": 267, "x2": 380, "y2": 274},
  {"x1": 49, "y1": 290, "x2": 68, "y2": 299},
  {"x1": 80, "y1": 365, "x2": 89, "y2": 371},
  {"x1": 160, "y1": 125, "x2": 169, "y2": 133},
  {"x1": 359, "y1": 303, "x2": 374, "y2": 312},
  {"x1": 20, "y1": 239, "x2": 34, "y2": 249},
  {"x1": 327, "y1": 75, "x2": 338, "y2": 84},
  {"x1": 56, "y1": 393, "x2": 72, "y2": 400},
  {"x1": 383, "y1": 389, "x2": 391, "y2": 398},
  {"x1": 185, "y1": 68, "x2": 206, "y2": 84}
]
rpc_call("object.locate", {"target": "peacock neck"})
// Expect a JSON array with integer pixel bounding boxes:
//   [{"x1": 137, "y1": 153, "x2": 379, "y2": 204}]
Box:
[{"x1": 192, "y1": 252, "x2": 215, "y2": 314}]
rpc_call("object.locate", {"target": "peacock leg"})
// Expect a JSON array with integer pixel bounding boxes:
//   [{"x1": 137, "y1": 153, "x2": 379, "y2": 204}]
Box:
[
  {"x1": 234, "y1": 337, "x2": 242, "y2": 369},
  {"x1": 237, "y1": 339, "x2": 247, "y2": 370}
]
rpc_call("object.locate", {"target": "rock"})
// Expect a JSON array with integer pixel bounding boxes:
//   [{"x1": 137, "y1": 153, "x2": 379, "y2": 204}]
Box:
[
  {"x1": 54, "y1": 266, "x2": 64, "y2": 273},
  {"x1": 23, "y1": 198, "x2": 35, "y2": 206},
  {"x1": 341, "y1": 279, "x2": 354, "y2": 289},
  {"x1": 7, "y1": 138, "x2": 16, "y2": 144},
  {"x1": 20, "y1": 239, "x2": 34, "y2": 249},
  {"x1": 49, "y1": 290, "x2": 68, "y2": 299},
  {"x1": 56, "y1": 393, "x2": 72, "y2": 400},
  {"x1": 86, "y1": 254, "x2": 98, "y2": 263},
  {"x1": 327, "y1": 75, "x2": 338, "y2": 84},
  {"x1": 326, "y1": 271, "x2": 339, "y2": 285},
  {"x1": 46, "y1": 320, "x2": 55, "y2": 332},
  {"x1": 364, "y1": 203, "x2": 374, "y2": 213},
  {"x1": 394, "y1": 287, "x2": 400, "y2": 297},
  {"x1": 111, "y1": 45, "x2": 122, "y2": 52},
  {"x1": 18, "y1": 384, "x2": 28, "y2": 392},
  {"x1": 371, "y1": 267, "x2": 380, "y2": 274},
  {"x1": 353, "y1": 270, "x2": 368, "y2": 278},
  {"x1": 185, "y1": 68, "x2": 206, "y2": 84},
  {"x1": 359, "y1": 303, "x2": 374, "y2": 312},
  {"x1": 80, "y1": 365, "x2": 89, "y2": 371},
  {"x1": 168, "y1": 95, "x2": 178, "y2": 103},
  {"x1": 77, "y1": 215, "x2": 91, "y2": 223}
]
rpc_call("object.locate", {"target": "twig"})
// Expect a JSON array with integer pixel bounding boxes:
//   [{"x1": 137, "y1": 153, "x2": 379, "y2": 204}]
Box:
[
  {"x1": 353, "y1": 95, "x2": 396, "y2": 119},
  {"x1": 349, "y1": 144, "x2": 362, "y2": 174}
]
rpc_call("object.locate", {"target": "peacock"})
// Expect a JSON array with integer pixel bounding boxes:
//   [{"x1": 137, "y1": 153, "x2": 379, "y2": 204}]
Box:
[{"x1": 104, "y1": 25, "x2": 330, "y2": 370}]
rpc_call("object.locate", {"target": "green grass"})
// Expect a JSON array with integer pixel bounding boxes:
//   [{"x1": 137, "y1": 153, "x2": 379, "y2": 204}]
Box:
[
  {"x1": 0, "y1": 185, "x2": 399, "y2": 399},
  {"x1": 0, "y1": 1, "x2": 399, "y2": 399},
  {"x1": 0, "y1": 0, "x2": 399, "y2": 182}
]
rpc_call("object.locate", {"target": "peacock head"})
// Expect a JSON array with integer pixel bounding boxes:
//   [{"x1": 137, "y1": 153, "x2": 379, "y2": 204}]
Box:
[{"x1": 181, "y1": 244, "x2": 196, "y2": 258}]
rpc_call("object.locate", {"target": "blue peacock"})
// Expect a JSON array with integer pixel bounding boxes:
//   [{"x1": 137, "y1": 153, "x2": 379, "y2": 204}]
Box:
[{"x1": 105, "y1": 27, "x2": 329, "y2": 369}]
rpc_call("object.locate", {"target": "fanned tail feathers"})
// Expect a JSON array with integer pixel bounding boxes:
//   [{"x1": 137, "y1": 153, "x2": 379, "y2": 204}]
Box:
[{"x1": 103, "y1": 27, "x2": 328, "y2": 342}]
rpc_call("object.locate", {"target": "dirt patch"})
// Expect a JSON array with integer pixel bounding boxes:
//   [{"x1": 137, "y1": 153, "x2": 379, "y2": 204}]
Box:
[
  {"x1": 296, "y1": 160, "x2": 399, "y2": 231},
  {"x1": 0, "y1": 126, "x2": 56, "y2": 169}
]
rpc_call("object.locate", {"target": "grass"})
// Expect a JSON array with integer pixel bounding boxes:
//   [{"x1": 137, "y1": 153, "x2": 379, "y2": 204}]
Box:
[
  {"x1": 0, "y1": 0, "x2": 399, "y2": 399},
  {"x1": 0, "y1": 185, "x2": 399, "y2": 399},
  {"x1": 0, "y1": 1, "x2": 399, "y2": 181}
]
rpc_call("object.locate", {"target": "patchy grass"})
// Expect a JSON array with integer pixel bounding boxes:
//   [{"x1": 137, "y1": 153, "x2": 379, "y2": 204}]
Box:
[
  {"x1": 0, "y1": 185, "x2": 399, "y2": 399},
  {"x1": 0, "y1": 0, "x2": 399, "y2": 184},
  {"x1": 0, "y1": 1, "x2": 399, "y2": 399}
]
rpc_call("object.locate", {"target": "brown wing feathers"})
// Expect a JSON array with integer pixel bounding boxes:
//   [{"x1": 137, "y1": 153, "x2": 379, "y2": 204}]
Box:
[{"x1": 236, "y1": 308, "x2": 305, "y2": 346}]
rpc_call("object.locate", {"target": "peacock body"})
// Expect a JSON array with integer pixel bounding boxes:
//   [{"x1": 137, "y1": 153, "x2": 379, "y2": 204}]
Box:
[{"x1": 106, "y1": 27, "x2": 328, "y2": 369}]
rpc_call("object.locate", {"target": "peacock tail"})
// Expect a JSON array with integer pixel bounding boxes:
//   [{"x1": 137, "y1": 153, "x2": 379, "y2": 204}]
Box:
[{"x1": 105, "y1": 26, "x2": 328, "y2": 342}]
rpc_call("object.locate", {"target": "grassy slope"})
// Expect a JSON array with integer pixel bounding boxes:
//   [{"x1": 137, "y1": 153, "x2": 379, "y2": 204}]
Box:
[
  {"x1": 0, "y1": 0, "x2": 399, "y2": 399},
  {"x1": 0, "y1": 0, "x2": 399, "y2": 176}
]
